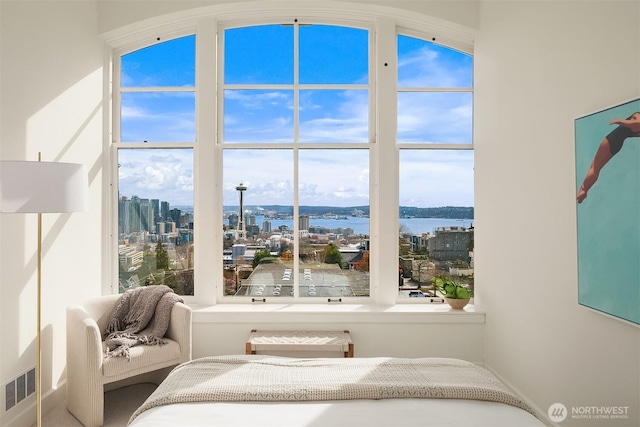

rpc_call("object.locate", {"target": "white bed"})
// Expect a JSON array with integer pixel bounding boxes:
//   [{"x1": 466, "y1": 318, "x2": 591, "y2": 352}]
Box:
[{"x1": 128, "y1": 355, "x2": 546, "y2": 427}]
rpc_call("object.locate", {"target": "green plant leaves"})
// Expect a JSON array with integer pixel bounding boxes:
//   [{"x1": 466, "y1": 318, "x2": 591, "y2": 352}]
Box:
[{"x1": 434, "y1": 275, "x2": 472, "y2": 299}]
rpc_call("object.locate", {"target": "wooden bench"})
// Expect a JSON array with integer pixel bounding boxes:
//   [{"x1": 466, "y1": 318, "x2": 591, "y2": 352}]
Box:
[{"x1": 246, "y1": 330, "x2": 354, "y2": 358}]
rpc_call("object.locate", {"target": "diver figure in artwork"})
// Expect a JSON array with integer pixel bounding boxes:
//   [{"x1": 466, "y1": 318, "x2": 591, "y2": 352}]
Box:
[{"x1": 576, "y1": 112, "x2": 640, "y2": 203}]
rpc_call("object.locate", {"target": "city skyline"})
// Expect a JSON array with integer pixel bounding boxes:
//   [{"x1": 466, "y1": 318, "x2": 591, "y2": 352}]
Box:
[{"x1": 118, "y1": 190, "x2": 474, "y2": 216}]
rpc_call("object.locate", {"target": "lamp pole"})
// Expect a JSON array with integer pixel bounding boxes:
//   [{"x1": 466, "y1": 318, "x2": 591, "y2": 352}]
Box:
[{"x1": 36, "y1": 152, "x2": 42, "y2": 427}]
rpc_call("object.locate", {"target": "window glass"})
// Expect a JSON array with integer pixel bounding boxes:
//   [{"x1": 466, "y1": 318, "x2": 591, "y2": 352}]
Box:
[
  {"x1": 397, "y1": 92, "x2": 472, "y2": 144},
  {"x1": 222, "y1": 23, "x2": 371, "y2": 300},
  {"x1": 398, "y1": 150, "x2": 474, "y2": 298},
  {"x1": 121, "y1": 92, "x2": 196, "y2": 143},
  {"x1": 117, "y1": 148, "x2": 194, "y2": 296},
  {"x1": 399, "y1": 150, "x2": 474, "y2": 213},
  {"x1": 397, "y1": 32, "x2": 474, "y2": 300},
  {"x1": 299, "y1": 90, "x2": 369, "y2": 143},
  {"x1": 299, "y1": 149, "x2": 370, "y2": 298},
  {"x1": 121, "y1": 35, "x2": 196, "y2": 87},
  {"x1": 224, "y1": 25, "x2": 294, "y2": 84},
  {"x1": 299, "y1": 25, "x2": 368, "y2": 84},
  {"x1": 222, "y1": 149, "x2": 294, "y2": 297},
  {"x1": 223, "y1": 90, "x2": 294, "y2": 143},
  {"x1": 398, "y1": 35, "x2": 472, "y2": 88},
  {"x1": 114, "y1": 23, "x2": 473, "y2": 304}
]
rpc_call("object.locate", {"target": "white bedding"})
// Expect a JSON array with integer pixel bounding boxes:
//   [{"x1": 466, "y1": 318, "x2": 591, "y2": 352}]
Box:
[
  {"x1": 130, "y1": 399, "x2": 545, "y2": 427},
  {"x1": 128, "y1": 356, "x2": 546, "y2": 427}
]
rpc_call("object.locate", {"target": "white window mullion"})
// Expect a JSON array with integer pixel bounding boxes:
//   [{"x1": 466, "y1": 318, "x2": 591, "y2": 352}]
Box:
[
  {"x1": 374, "y1": 16, "x2": 399, "y2": 305},
  {"x1": 196, "y1": 17, "x2": 218, "y2": 305},
  {"x1": 106, "y1": 48, "x2": 119, "y2": 295},
  {"x1": 292, "y1": 22, "x2": 300, "y2": 298}
]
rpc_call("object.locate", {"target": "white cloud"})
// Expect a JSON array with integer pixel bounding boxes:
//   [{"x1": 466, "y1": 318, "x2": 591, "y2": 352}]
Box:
[
  {"x1": 398, "y1": 44, "x2": 471, "y2": 88},
  {"x1": 121, "y1": 93, "x2": 196, "y2": 142},
  {"x1": 225, "y1": 90, "x2": 292, "y2": 109},
  {"x1": 118, "y1": 149, "x2": 194, "y2": 205}
]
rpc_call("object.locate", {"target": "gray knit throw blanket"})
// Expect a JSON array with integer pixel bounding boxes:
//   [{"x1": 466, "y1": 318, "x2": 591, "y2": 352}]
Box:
[{"x1": 103, "y1": 285, "x2": 183, "y2": 359}]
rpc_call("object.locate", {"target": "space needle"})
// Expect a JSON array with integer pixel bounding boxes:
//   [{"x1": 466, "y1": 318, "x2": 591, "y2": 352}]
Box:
[{"x1": 236, "y1": 182, "x2": 247, "y2": 239}]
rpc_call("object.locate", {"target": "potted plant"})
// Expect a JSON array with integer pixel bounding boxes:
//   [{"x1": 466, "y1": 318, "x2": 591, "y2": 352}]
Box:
[{"x1": 434, "y1": 276, "x2": 473, "y2": 309}]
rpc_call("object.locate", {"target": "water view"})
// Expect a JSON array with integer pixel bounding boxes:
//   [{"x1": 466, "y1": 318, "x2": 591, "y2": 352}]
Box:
[{"x1": 227, "y1": 215, "x2": 473, "y2": 236}]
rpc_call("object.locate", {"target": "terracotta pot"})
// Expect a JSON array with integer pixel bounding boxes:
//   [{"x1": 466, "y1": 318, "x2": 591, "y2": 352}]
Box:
[{"x1": 444, "y1": 297, "x2": 470, "y2": 309}]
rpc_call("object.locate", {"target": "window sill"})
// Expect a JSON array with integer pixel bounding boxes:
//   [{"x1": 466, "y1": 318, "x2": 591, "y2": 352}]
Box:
[{"x1": 191, "y1": 303, "x2": 485, "y2": 325}]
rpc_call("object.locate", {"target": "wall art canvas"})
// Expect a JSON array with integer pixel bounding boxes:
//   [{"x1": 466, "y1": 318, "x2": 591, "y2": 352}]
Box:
[{"x1": 575, "y1": 98, "x2": 640, "y2": 325}]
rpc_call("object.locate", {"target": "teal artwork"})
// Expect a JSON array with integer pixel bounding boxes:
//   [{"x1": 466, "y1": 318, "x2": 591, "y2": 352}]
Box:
[{"x1": 575, "y1": 98, "x2": 640, "y2": 326}]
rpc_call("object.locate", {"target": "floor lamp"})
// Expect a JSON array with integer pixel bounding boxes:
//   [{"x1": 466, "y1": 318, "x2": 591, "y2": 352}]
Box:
[{"x1": 0, "y1": 154, "x2": 88, "y2": 427}]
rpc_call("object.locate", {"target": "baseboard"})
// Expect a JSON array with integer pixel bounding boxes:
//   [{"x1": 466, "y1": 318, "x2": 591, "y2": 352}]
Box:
[
  {"x1": 2, "y1": 382, "x2": 67, "y2": 427},
  {"x1": 483, "y1": 363, "x2": 556, "y2": 427}
]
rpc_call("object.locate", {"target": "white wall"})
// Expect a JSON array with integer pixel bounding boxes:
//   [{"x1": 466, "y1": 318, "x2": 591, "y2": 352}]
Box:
[
  {"x1": 95, "y1": 0, "x2": 479, "y2": 34},
  {"x1": 475, "y1": 1, "x2": 640, "y2": 425},
  {"x1": 0, "y1": 1, "x2": 104, "y2": 425},
  {"x1": 192, "y1": 312, "x2": 484, "y2": 361}
]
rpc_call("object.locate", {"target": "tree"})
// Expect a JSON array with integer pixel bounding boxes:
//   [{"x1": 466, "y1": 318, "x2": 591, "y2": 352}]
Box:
[
  {"x1": 156, "y1": 241, "x2": 170, "y2": 270},
  {"x1": 279, "y1": 240, "x2": 290, "y2": 255},
  {"x1": 138, "y1": 244, "x2": 156, "y2": 284},
  {"x1": 162, "y1": 271, "x2": 178, "y2": 291},
  {"x1": 252, "y1": 248, "x2": 272, "y2": 269},
  {"x1": 355, "y1": 251, "x2": 370, "y2": 271},
  {"x1": 322, "y1": 243, "x2": 344, "y2": 268}
]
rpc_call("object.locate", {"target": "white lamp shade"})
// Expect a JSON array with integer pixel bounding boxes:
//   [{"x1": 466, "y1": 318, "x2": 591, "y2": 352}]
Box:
[{"x1": 0, "y1": 160, "x2": 88, "y2": 213}]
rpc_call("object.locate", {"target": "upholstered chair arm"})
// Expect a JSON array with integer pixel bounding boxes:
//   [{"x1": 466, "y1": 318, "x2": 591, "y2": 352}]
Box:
[
  {"x1": 165, "y1": 302, "x2": 192, "y2": 362},
  {"x1": 66, "y1": 305, "x2": 105, "y2": 427}
]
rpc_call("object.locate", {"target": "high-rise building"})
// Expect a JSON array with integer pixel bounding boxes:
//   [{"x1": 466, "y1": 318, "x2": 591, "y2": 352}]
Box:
[
  {"x1": 228, "y1": 213, "x2": 238, "y2": 228},
  {"x1": 161, "y1": 201, "x2": 170, "y2": 221},
  {"x1": 184, "y1": 211, "x2": 194, "y2": 225},
  {"x1": 247, "y1": 224, "x2": 260, "y2": 237},
  {"x1": 130, "y1": 196, "x2": 141, "y2": 232},
  {"x1": 140, "y1": 198, "x2": 153, "y2": 232},
  {"x1": 299, "y1": 214, "x2": 310, "y2": 231},
  {"x1": 151, "y1": 199, "x2": 160, "y2": 221},
  {"x1": 169, "y1": 208, "x2": 181, "y2": 225},
  {"x1": 118, "y1": 196, "x2": 130, "y2": 234}
]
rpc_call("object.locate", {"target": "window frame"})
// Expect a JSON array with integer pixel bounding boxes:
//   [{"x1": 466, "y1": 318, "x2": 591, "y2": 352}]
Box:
[
  {"x1": 110, "y1": 31, "x2": 198, "y2": 299},
  {"x1": 217, "y1": 19, "x2": 376, "y2": 303},
  {"x1": 107, "y1": 12, "x2": 474, "y2": 308},
  {"x1": 396, "y1": 29, "x2": 474, "y2": 304}
]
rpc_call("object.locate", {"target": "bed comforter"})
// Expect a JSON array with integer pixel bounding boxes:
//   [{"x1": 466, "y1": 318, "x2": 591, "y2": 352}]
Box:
[{"x1": 129, "y1": 355, "x2": 535, "y2": 424}]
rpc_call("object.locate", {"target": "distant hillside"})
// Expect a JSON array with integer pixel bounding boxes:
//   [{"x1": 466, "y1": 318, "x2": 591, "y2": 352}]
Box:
[
  {"x1": 399, "y1": 206, "x2": 473, "y2": 219},
  {"x1": 224, "y1": 205, "x2": 474, "y2": 219}
]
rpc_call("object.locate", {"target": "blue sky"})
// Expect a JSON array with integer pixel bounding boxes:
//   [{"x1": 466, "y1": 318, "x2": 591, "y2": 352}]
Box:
[{"x1": 118, "y1": 27, "x2": 473, "y2": 208}]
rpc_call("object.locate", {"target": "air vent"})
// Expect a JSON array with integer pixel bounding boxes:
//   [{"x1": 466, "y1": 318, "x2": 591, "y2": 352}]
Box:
[{"x1": 4, "y1": 367, "x2": 36, "y2": 412}]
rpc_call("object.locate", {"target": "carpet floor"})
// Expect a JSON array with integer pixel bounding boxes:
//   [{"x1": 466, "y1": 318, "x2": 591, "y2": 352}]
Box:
[{"x1": 37, "y1": 383, "x2": 157, "y2": 427}]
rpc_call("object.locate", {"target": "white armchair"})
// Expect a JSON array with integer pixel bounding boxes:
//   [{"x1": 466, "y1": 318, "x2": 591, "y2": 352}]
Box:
[{"x1": 66, "y1": 294, "x2": 192, "y2": 427}]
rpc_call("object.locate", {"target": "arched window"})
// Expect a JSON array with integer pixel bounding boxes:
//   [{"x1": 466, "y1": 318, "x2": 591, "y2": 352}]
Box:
[{"x1": 112, "y1": 14, "x2": 473, "y2": 305}]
